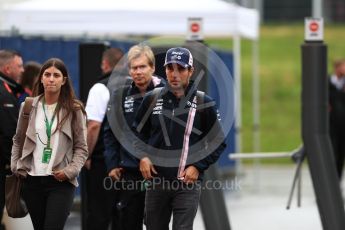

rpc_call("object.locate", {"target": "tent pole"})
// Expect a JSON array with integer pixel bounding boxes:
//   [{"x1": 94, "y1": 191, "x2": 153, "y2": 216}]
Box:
[
  {"x1": 233, "y1": 35, "x2": 242, "y2": 173},
  {"x1": 312, "y1": 0, "x2": 323, "y2": 18},
  {"x1": 252, "y1": 0, "x2": 261, "y2": 191},
  {"x1": 252, "y1": 38, "x2": 261, "y2": 190},
  {"x1": 252, "y1": 0, "x2": 261, "y2": 153}
]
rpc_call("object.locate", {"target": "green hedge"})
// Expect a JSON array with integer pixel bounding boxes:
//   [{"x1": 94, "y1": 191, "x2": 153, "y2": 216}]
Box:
[{"x1": 206, "y1": 24, "x2": 345, "y2": 163}]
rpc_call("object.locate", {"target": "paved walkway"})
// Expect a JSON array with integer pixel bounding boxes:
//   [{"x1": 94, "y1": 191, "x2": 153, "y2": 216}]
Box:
[{"x1": 5, "y1": 164, "x2": 341, "y2": 230}]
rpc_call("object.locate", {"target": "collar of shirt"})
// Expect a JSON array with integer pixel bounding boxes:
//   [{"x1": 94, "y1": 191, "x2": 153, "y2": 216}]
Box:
[{"x1": 0, "y1": 73, "x2": 24, "y2": 96}]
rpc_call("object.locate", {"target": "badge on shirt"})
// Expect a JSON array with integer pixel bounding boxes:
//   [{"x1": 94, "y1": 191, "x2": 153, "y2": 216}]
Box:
[{"x1": 42, "y1": 147, "x2": 52, "y2": 164}]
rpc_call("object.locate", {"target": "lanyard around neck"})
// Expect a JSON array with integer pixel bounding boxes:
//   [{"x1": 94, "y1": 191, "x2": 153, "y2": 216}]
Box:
[{"x1": 42, "y1": 99, "x2": 57, "y2": 148}]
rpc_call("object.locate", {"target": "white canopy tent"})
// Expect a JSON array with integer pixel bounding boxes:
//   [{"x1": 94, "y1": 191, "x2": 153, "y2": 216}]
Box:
[
  {"x1": 0, "y1": 0, "x2": 260, "y2": 154},
  {"x1": 0, "y1": 0, "x2": 258, "y2": 39}
]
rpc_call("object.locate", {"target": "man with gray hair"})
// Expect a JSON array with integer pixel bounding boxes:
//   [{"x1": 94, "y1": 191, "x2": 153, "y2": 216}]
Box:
[{"x1": 0, "y1": 49, "x2": 24, "y2": 228}]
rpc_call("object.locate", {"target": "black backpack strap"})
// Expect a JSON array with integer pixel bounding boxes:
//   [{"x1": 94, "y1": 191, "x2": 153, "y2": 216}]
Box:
[
  {"x1": 196, "y1": 91, "x2": 206, "y2": 132},
  {"x1": 151, "y1": 87, "x2": 164, "y2": 99},
  {"x1": 196, "y1": 90, "x2": 205, "y2": 108}
]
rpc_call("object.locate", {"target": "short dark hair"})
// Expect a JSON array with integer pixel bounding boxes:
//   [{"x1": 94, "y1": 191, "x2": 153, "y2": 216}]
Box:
[
  {"x1": 0, "y1": 49, "x2": 22, "y2": 68},
  {"x1": 333, "y1": 59, "x2": 345, "y2": 69},
  {"x1": 102, "y1": 48, "x2": 124, "y2": 69}
]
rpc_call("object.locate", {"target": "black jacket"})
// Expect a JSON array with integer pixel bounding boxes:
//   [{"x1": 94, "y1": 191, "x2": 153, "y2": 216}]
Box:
[
  {"x1": 329, "y1": 78, "x2": 345, "y2": 131},
  {"x1": 133, "y1": 83, "x2": 226, "y2": 180},
  {"x1": 103, "y1": 77, "x2": 165, "y2": 172},
  {"x1": 0, "y1": 73, "x2": 21, "y2": 169}
]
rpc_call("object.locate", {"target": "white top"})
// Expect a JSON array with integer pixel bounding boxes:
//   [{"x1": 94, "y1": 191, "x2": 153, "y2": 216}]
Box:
[
  {"x1": 85, "y1": 83, "x2": 110, "y2": 122},
  {"x1": 330, "y1": 75, "x2": 345, "y2": 91},
  {"x1": 29, "y1": 101, "x2": 60, "y2": 176}
]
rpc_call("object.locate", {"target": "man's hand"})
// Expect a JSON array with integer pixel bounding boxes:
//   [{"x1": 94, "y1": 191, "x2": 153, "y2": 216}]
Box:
[
  {"x1": 108, "y1": 168, "x2": 123, "y2": 181},
  {"x1": 140, "y1": 157, "x2": 157, "y2": 180},
  {"x1": 84, "y1": 159, "x2": 91, "y2": 170},
  {"x1": 181, "y1": 166, "x2": 199, "y2": 184}
]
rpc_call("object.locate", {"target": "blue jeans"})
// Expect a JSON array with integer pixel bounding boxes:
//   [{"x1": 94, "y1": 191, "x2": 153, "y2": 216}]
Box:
[
  {"x1": 145, "y1": 180, "x2": 201, "y2": 230},
  {"x1": 22, "y1": 175, "x2": 75, "y2": 230}
]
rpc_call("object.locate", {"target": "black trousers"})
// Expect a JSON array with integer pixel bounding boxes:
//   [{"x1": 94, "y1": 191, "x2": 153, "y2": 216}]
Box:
[
  {"x1": 145, "y1": 180, "x2": 201, "y2": 230},
  {"x1": 84, "y1": 158, "x2": 115, "y2": 230},
  {"x1": 330, "y1": 127, "x2": 345, "y2": 179},
  {"x1": 22, "y1": 175, "x2": 75, "y2": 230},
  {"x1": 113, "y1": 170, "x2": 146, "y2": 230},
  {"x1": 0, "y1": 168, "x2": 10, "y2": 227}
]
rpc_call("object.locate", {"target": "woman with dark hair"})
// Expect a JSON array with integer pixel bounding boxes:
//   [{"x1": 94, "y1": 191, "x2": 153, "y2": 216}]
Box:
[
  {"x1": 18, "y1": 61, "x2": 42, "y2": 103},
  {"x1": 21, "y1": 61, "x2": 41, "y2": 95},
  {"x1": 11, "y1": 58, "x2": 88, "y2": 230}
]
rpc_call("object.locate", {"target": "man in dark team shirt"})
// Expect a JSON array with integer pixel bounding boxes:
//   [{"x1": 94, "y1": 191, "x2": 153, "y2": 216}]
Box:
[
  {"x1": 103, "y1": 44, "x2": 165, "y2": 230},
  {"x1": 133, "y1": 47, "x2": 226, "y2": 230}
]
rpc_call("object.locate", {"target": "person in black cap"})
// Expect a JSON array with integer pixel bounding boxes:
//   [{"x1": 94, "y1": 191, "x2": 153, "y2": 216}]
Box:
[{"x1": 133, "y1": 47, "x2": 226, "y2": 230}]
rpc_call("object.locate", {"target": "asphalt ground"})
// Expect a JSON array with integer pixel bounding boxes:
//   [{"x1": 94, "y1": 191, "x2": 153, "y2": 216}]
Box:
[{"x1": 4, "y1": 164, "x2": 339, "y2": 230}]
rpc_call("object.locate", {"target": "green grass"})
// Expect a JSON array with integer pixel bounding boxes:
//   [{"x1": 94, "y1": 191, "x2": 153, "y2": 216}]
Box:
[{"x1": 206, "y1": 23, "x2": 345, "y2": 163}]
